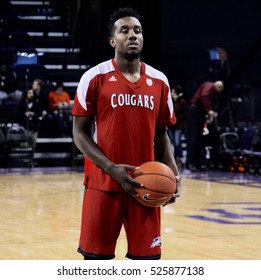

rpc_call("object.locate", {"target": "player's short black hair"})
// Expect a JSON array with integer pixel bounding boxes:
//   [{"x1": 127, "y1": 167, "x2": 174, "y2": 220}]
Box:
[{"x1": 107, "y1": 7, "x2": 140, "y2": 36}]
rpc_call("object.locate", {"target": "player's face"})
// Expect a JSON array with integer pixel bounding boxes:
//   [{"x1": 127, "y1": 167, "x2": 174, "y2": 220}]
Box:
[{"x1": 110, "y1": 16, "x2": 143, "y2": 59}]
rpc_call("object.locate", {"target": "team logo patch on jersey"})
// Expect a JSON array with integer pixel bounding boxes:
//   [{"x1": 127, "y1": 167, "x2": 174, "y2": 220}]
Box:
[
  {"x1": 146, "y1": 78, "x2": 153, "y2": 86},
  {"x1": 109, "y1": 75, "x2": 117, "y2": 81},
  {"x1": 150, "y1": 236, "x2": 161, "y2": 248}
]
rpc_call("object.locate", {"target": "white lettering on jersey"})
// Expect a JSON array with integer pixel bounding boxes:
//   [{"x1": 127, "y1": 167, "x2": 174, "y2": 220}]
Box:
[
  {"x1": 137, "y1": 95, "x2": 143, "y2": 107},
  {"x1": 111, "y1": 93, "x2": 154, "y2": 110}
]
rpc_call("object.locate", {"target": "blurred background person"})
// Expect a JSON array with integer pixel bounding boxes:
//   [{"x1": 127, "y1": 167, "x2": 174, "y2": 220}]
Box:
[
  {"x1": 19, "y1": 88, "x2": 40, "y2": 152},
  {"x1": 48, "y1": 82, "x2": 71, "y2": 112},
  {"x1": 185, "y1": 80, "x2": 224, "y2": 171},
  {"x1": 32, "y1": 78, "x2": 52, "y2": 137},
  {"x1": 48, "y1": 82, "x2": 71, "y2": 137},
  {"x1": 168, "y1": 85, "x2": 187, "y2": 167}
]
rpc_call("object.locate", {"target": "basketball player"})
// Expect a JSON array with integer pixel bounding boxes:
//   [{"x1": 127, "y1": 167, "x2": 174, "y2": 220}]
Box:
[{"x1": 72, "y1": 7, "x2": 180, "y2": 260}]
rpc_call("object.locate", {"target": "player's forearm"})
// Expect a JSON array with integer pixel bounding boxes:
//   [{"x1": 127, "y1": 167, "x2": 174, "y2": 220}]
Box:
[{"x1": 73, "y1": 127, "x2": 114, "y2": 173}]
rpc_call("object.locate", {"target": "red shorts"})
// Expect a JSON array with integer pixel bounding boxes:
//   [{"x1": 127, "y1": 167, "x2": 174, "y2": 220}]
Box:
[{"x1": 78, "y1": 187, "x2": 161, "y2": 259}]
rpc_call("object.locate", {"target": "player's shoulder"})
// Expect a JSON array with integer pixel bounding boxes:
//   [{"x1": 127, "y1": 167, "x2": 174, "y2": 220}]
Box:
[
  {"x1": 143, "y1": 62, "x2": 168, "y2": 84},
  {"x1": 86, "y1": 59, "x2": 114, "y2": 76},
  {"x1": 80, "y1": 59, "x2": 115, "y2": 82},
  {"x1": 94, "y1": 59, "x2": 115, "y2": 73}
]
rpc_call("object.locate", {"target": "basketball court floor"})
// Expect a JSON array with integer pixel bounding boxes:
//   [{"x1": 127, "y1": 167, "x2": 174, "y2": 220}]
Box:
[{"x1": 0, "y1": 167, "x2": 260, "y2": 260}]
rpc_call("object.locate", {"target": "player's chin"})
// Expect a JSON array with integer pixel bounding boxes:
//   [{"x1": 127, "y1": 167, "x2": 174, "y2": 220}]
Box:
[{"x1": 124, "y1": 51, "x2": 141, "y2": 60}]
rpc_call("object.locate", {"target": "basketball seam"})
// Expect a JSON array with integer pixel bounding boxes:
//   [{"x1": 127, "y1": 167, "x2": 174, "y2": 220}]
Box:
[
  {"x1": 134, "y1": 180, "x2": 175, "y2": 194},
  {"x1": 134, "y1": 172, "x2": 176, "y2": 183}
]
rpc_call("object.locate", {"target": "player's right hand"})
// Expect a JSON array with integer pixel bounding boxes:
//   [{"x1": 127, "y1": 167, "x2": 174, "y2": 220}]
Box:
[{"x1": 106, "y1": 164, "x2": 141, "y2": 197}]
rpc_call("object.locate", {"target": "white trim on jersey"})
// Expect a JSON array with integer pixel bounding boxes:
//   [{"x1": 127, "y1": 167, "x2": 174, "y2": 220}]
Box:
[
  {"x1": 76, "y1": 59, "x2": 174, "y2": 119},
  {"x1": 76, "y1": 60, "x2": 115, "y2": 111},
  {"x1": 91, "y1": 117, "x2": 97, "y2": 143},
  {"x1": 167, "y1": 88, "x2": 174, "y2": 118},
  {"x1": 144, "y1": 64, "x2": 174, "y2": 118}
]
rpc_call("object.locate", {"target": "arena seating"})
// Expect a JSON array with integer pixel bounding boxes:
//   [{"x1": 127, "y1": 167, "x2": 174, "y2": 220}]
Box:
[{"x1": 218, "y1": 126, "x2": 261, "y2": 175}]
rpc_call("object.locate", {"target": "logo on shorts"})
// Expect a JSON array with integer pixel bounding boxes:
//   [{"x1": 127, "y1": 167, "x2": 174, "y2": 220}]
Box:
[{"x1": 150, "y1": 236, "x2": 161, "y2": 248}]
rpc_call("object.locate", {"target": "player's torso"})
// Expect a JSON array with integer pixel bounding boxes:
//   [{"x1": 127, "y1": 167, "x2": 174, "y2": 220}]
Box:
[
  {"x1": 92, "y1": 63, "x2": 165, "y2": 165},
  {"x1": 74, "y1": 59, "x2": 173, "y2": 190}
]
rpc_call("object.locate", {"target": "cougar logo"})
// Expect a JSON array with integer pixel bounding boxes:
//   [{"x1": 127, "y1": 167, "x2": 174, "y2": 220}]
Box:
[
  {"x1": 143, "y1": 194, "x2": 167, "y2": 201},
  {"x1": 150, "y1": 236, "x2": 161, "y2": 248},
  {"x1": 146, "y1": 78, "x2": 153, "y2": 86}
]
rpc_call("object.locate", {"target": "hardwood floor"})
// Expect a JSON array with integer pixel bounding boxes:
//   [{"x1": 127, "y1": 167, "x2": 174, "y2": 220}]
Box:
[{"x1": 0, "y1": 169, "x2": 260, "y2": 260}]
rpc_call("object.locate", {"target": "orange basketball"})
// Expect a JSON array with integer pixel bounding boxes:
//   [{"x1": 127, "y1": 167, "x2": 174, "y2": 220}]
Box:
[{"x1": 132, "y1": 161, "x2": 177, "y2": 207}]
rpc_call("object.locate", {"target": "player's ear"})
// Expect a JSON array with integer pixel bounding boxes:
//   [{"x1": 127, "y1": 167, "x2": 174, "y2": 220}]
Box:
[{"x1": 108, "y1": 37, "x2": 116, "y2": 48}]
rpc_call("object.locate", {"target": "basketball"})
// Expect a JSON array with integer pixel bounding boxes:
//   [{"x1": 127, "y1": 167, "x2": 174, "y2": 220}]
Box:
[{"x1": 132, "y1": 161, "x2": 177, "y2": 207}]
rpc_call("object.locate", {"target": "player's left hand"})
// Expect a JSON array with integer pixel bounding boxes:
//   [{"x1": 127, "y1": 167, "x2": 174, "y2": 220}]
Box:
[{"x1": 164, "y1": 175, "x2": 181, "y2": 206}]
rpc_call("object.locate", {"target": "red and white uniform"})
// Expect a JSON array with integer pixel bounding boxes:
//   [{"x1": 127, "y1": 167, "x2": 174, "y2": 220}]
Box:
[
  {"x1": 72, "y1": 58, "x2": 176, "y2": 259},
  {"x1": 73, "y1": 59, "x2": 176, "y2": 190}
]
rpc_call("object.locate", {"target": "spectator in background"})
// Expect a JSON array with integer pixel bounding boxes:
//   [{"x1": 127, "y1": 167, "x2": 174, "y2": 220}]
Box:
[
  {"x1": 168, "y1": 85, "x2": 187, "y2": 167},
  {"x1": 0, "y1": 65, "x2": 22, "y2": 124},
  {"x1": 48, "y1": 82, "x2": 71, "y2": 137},
  {"x1": 0, "y1": 64, "x2": 22, "y2": 102},
  {"x1": 32, "y1": 78, "x2": 52, "y2": 137},
  {"x1": 186, "y1": 80, "x2": 224, "y2": 172},
  {"x1": 48, "y1": 82, "x2": 71, "y2": 111},
  {"x1": 19, "y1": 88, "x2": 40, "y2": 152},
  {"x1": 32, "y1": 79, "x2": 49, "y2": 115},
  {"x1": 0, "y1": 64, "x2": 19, "y2": 95}
]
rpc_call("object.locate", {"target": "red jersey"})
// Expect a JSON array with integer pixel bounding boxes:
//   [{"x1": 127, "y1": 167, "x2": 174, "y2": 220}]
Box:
[{"x1": 72, "y1": 59, "x2": 176, "y2": 191}]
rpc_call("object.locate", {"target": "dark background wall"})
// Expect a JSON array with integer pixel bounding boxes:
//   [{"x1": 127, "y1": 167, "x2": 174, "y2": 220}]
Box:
[
  {"x1": 75, "y1": 0, "x2": 161, "y2": 67},
  {"x1": 159, "y1": 0, "x2": 261, "y2": 92},
  {"x1": 57, "y1": 0, "x2": 261, "y2": 124},
  {"x1": 73, "y1": 0, "x2": 260, "y2": 88}
]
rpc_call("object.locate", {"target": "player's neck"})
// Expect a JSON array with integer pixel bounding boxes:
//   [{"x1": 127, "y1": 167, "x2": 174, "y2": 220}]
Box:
[
  {"x1": 114, "y1": 58, "x2": 141, "y2": 83},
  {"x1": 114, "y1": 57, "x2": 141, "y2": 75}
]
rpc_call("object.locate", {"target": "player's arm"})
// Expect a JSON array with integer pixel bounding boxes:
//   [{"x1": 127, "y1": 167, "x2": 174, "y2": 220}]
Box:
[
  {"x1": 72, "y1": 115, "x2": 140, "y2": 196},
  {"x1": 154, "y1": 127, "x2": 181, "y2": 201},
  {"x1": 73, "y1": 115, "x2": 111, "y2": 170}
]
